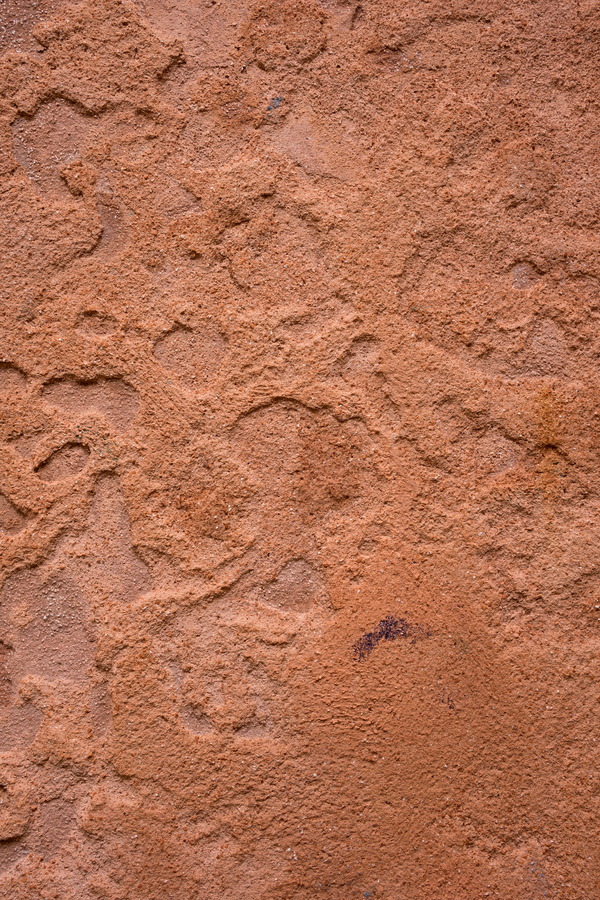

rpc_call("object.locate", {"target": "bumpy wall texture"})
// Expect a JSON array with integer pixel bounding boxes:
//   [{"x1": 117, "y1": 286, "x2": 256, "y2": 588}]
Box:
[{"x1": 0, "y1": 1, "x2": 599, "y2": 897}]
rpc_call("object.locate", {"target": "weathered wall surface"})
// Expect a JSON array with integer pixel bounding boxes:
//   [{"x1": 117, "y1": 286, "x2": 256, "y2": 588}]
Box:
[{"x1": 0, "y1": 1, "x2": 599, "y2": 897}]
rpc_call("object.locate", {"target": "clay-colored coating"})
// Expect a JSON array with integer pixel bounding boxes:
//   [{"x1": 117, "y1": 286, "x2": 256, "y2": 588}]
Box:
[{"x1": 0, "y1": 1, "x2": 599, "y2": 897}]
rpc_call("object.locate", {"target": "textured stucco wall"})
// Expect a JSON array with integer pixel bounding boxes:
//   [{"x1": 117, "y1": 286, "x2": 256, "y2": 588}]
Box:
[{"x1": 0, "y1": 1, "x2": 599, "y2": 897}]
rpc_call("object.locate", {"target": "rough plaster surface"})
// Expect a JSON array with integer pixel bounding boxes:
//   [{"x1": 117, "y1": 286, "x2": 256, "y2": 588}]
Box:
[{"x1": 0, "y1": 1, "x2": 599, "y2": 897}]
